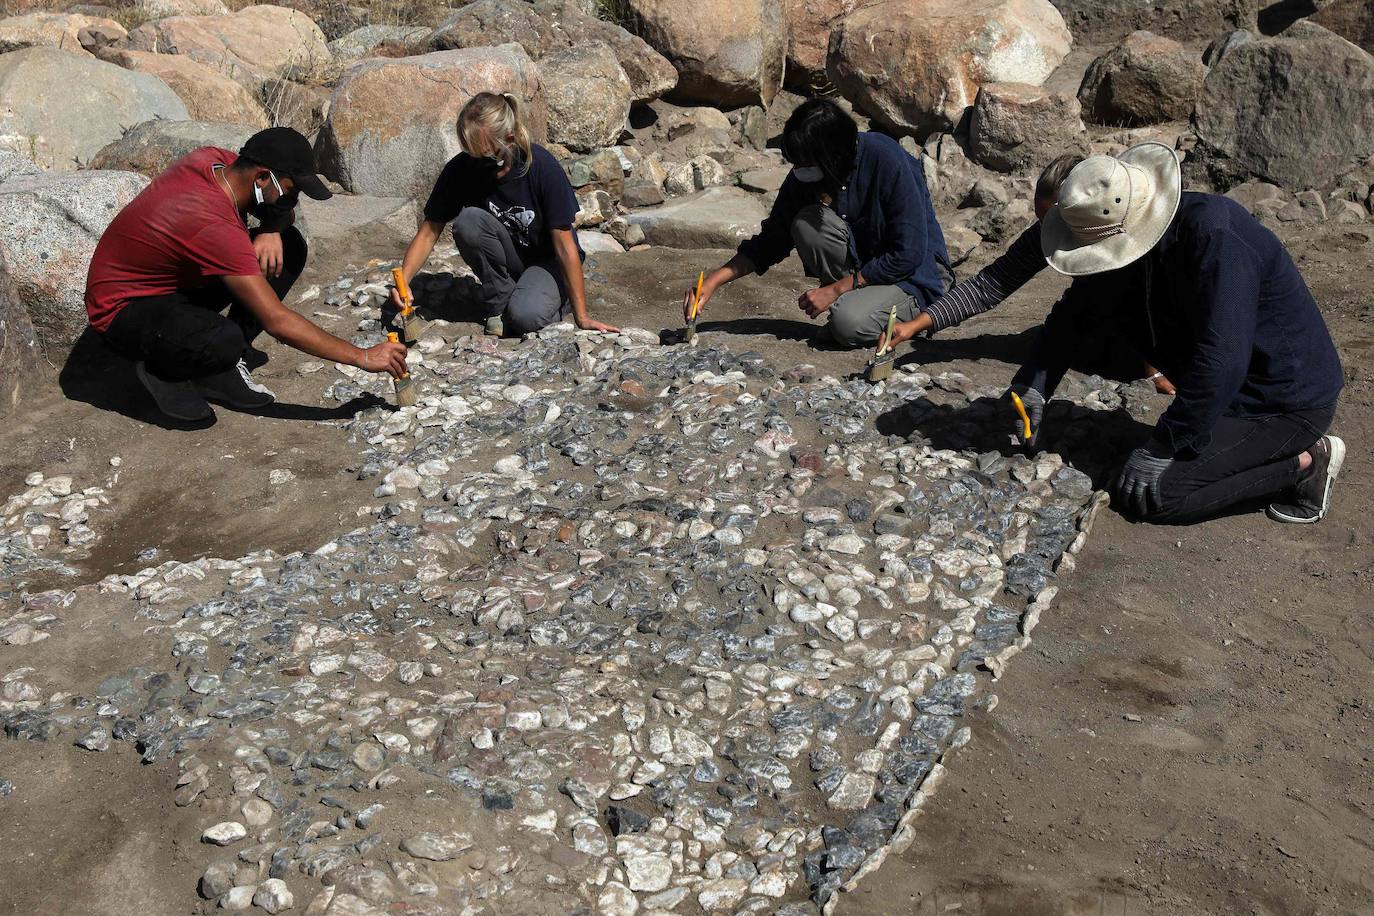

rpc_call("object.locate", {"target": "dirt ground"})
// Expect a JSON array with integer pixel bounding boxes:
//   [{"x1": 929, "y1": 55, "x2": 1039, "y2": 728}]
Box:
[{"x1": 1, "y1": 220, "x2": 1371, "y2": 914}]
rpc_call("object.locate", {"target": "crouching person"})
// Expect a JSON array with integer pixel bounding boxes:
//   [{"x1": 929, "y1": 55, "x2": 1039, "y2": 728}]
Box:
[
  {"x1": 85, "y1": 127, "x2": 408, "y2": 422},
  {"x1": 393, "y1": 92, "x2": 617, "y2": 337},
  {"x1": 1010, "y1": 142, "x2": 1345, "y2": 525},
  {"x1": 682, "y1": 98, "x2": 952, "y2": 348}
]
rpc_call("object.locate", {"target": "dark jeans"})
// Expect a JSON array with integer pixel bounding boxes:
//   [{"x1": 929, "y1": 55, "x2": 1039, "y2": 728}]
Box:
[
  {"x1": 1147, "y1": 404, "x2": 1336, "y2": 524},
  {"x1": 451, "y1": 207, "x2": 570, "y2": 335},
  {"x1": 101, "y1": 227, "x2": 306, "y2": 381}
]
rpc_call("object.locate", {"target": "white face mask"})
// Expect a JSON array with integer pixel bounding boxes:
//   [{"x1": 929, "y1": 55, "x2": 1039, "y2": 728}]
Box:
[
  {"x1": 791, "y1": 166, "x2": 825, "y2": 184},
  {"x1": 253, "y1": 170, "x2": 283, "y2": 206}
]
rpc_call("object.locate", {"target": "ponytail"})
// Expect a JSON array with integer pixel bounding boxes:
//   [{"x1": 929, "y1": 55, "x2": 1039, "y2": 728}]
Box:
[{"x1": 458, "y1": 91, "x2": 534, "y2": 177}]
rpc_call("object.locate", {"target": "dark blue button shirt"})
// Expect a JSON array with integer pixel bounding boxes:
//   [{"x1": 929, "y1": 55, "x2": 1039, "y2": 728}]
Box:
[
  {"x1": 737, "y1": 132, "x2": 950, "y2": 303},
  {"x1": 1035, "y1": 192, "x2": 1344, "y2": 456}
]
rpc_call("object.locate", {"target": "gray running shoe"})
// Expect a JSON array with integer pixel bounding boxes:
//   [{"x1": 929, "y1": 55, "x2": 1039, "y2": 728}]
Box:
[{"x1": 1267, "y1": 435, "x2": 1345, "y2": 524}]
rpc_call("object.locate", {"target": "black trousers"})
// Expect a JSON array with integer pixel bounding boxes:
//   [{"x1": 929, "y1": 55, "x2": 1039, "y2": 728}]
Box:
[
  {"x1": 101, "y1": 227, "x2": 306, "y2": 382},
  {"x1": 1148, "y1": 404, "x2": 1336, "y2": 524}
]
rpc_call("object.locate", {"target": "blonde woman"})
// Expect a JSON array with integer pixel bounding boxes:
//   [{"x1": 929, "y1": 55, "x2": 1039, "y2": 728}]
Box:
[{"x1": 392, "y1": 92, "x2": 618, "y2": 337}]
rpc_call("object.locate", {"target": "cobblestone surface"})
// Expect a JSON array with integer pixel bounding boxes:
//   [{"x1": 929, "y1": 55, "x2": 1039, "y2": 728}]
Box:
[{"x1": 0, "y1": 260, "x2": 1142, "y2": 914}]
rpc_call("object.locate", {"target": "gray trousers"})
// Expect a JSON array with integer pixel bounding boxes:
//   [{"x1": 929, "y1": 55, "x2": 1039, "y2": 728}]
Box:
[
  {"x1": 791, "y1": 204, "x2": 948, "y2": 348},
  {"x1": 452, "y1": 207, "x2": 570, "y2": 335}
]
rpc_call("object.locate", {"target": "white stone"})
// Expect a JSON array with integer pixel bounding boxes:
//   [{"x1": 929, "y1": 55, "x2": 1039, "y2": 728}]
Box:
[{"x1": 202, "y1": 821, "x2": 247, "y2": 845}]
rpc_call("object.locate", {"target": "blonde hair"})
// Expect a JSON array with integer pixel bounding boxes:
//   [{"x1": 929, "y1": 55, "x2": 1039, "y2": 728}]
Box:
[{"x1": 458, "y1": 92, "x2": 533, "y2": 177}]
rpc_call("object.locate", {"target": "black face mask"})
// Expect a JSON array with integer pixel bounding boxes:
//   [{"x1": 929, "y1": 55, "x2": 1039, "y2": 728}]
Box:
[{"x1": 253, "y1": 191, "x2": 299, "y2": 223}]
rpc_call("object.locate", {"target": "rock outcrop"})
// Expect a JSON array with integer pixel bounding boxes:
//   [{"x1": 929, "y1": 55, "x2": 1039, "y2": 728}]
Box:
[
  {"x1": 1193, "y1": 21, "x2": 1374, "y2": 190},
  {"x1": 969, "y1": 82, "x2": 1088, "y2": 173},
  {"x1": 827, "y1": 0, "x2": 1072, "y2": 136},
  {"x1": 542, "y1": 43, "x2": 632, "y2": 153},
  {"x1": 625, "y1": 0, "x2": 785, "y2": 107},
  {"x1": 317, "y1": 45, "x2": 546, "y2": 199},
  {"x1": 125, "y1": 5, "x2": 331, "y2": 86},
  {"x1": 96, "y1": 47, "x2": 270, "y2": 129},
  {"x1": 89, "y1": 121, "x2": 255, "y2": 177},
  {"x1": 0, "y1": 48, "x2": 187, "y2": 171},
  {"x1": 0, "y1": 170, "x2": 150, "y2": 357},
  {"x1": 1078, "y1": 31, "x2": 1206, "y2": 126}
]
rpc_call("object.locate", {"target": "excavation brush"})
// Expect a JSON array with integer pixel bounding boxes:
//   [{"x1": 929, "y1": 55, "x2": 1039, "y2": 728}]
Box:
[
  {"x1": 1010, "y1": 390, "x2": 1033, "y2": 443},
  {"x1": 686, "y1": 270, "x2": 704, "y2": 345},
  {"x1": 864, "y1": 303, "x2": 899, "y2": 382},
  {"x1": 388, "y1": 331, "x2": 416, "y2": 407},
  {"x1": 391, "y1": 267, "x2": 418, "y2": 344}
]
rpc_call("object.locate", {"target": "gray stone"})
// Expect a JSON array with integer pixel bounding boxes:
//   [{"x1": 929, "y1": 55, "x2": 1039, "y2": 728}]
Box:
[
  {"x1": 969, "y1": 81, "x2": 1087, "y2": 173},
  {"x1": 400, "y1": 832, "x2": 470, "y2": 861},
  {"x1": 0, "y1": 169, "x2": 149, "y2": 358},
  {"x1": 0, "y1": 47, "x2": 187, "y2": 171},
  {"x1": 89, "y1": 120, "x2": 256, "y2": 178},
  {"x1": 328, "y1": 24, "x2": 429, "y2": 62},
  {"x1": 1078, "y1": 30, "x2": 1206, "y2": 126},
  {"x1": 625, "y1": 187, "x2": 766, "y2": 248},
  {"x1": 1193, "y1": 22, "x2": 1374, "y2": 190},
  {"x1": 542, "y1": 43, "x2": 632, "y2": 153}
]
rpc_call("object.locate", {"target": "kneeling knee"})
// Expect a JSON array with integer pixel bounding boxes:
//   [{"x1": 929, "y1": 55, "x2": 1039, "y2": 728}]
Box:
[
  {"x1": 827, "y1": 306, "x2": 870, "y2": 349},
  {"x1": 203, "y1": 323, "x2": 246, "y2": 373}
]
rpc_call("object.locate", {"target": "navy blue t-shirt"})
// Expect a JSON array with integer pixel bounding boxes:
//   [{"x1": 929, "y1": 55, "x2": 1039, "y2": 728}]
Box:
[{"x1": 423, "y1": 144, "x2": 580, "y2": 263}]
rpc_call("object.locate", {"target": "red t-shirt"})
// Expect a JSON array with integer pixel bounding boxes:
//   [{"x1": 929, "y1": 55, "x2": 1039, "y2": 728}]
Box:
[{"x1": 85, "y1": 147, "x2": 263, "y2": 333}]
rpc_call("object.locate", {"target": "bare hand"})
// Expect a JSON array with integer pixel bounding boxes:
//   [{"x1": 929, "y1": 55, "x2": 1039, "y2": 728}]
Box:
[
  {"x1": 682, "y1": 279, "x2": 716, "y2": 323},
  {"x1": 389, "y1": 286, "x2": 407, "y2": 311},
  {"x1": 798, "y1": 285, "x2": 839, "y2": 320},
  {"x1": 254, "y1": 232, "x2": 284, "y2": 279},
  {"x1": 876, "y1": 318, "x2": 920, "y2": 355},
  {"x1": 359, "y1": 340, "x2": 409, "y2": 379},
  {"x1": 577, "y1": 316, "x2": 620, "y2": 334}
]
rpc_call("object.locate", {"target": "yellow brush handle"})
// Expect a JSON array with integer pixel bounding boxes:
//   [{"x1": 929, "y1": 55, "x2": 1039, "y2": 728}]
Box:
[
  {"x1": 387, "y1": 332, "x2": 410, "y2": 378},
  {"x1": 1010, "y1": 391, "x2": 1032, "y2": 439},
  {"x1": 691, "y1": 270, "x2": 704, "y2": 320},
  {"x1": 391, "y1": 268, "x2": 410, "y2": 303}
]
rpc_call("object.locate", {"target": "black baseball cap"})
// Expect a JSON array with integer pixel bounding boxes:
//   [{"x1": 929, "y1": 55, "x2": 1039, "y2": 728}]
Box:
[{"x1": 238, "y1": 127, "x2": 332, "y2": 200}]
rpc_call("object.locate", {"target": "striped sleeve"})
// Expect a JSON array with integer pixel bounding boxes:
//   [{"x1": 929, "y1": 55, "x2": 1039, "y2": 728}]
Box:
[{"x1": 922, "y1": 222, "x2": 1046, "y2": 333}]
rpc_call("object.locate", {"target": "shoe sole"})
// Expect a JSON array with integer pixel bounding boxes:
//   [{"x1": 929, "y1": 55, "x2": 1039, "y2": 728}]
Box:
[
  {"x1": 1268, "y1": 436, "x2": 1345, "y2": 524},
  {"x1": 135, "y1": 363, "x2": 214, "y2": 422}
]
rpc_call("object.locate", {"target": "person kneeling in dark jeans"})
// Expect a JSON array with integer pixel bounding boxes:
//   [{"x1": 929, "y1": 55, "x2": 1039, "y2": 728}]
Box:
[
  {"x1": 84, "y1": 127, "x2": 407, "y2": 422},
  {"x1": 1007, "y1": 142, "x2": 1345, "y2": 525}
]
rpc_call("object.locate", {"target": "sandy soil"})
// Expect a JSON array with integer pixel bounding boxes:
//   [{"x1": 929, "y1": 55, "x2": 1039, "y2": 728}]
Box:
[{"x1": 1, "y1": 221, "x2": 1371, "y2": 915}]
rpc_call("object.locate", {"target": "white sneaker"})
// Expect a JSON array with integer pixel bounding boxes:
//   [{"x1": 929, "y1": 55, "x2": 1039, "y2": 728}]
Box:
[{"x1": 484, "y1": 315, "x2": 505, "y2": 337}]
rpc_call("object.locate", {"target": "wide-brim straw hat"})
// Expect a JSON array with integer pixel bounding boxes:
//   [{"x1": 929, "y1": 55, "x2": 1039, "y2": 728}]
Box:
[{"x1": 1040, "y1": 141, "x2": 1182, "y2": 276}]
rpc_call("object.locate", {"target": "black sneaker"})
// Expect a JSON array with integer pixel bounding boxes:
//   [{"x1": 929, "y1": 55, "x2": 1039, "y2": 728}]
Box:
[
  {"x1": 195, "y1": 358, "x2": 276, "y2": 409},
  {"x1": 1267, "y1": 435, "x2": 1345, "y2": 524},
  {"x1": 135, "y1": 361, "x2": 214, "y2": 422}
]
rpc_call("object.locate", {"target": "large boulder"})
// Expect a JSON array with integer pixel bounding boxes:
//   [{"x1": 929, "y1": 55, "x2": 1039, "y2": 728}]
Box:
[
  {"x1": 0, "y1": 150, "x2": 40, "y2": 185},
  {"x1": 624, "y1": 187, "x2": 766, "y2": 248},
  {"x1": 317, "y1": 45, "x2": 546, "y2": 200},
  {"x1": 542, "y1": 43, "x2": 632, "y2": 153},
  {"x1": 0, "y1": 48, "x2": 187, "y2": 171},
  {"x1": 429, "y1": 0, "x2": 565, "y2": 56},
  {"x1": 298, "y1": 194, "x2": 418, "y2": 241},
  {"x1": 785, "y1": 0, "x2": 860, "y2": 91},
  {"x1": 0, "y1": 170, "x2": 150, "y2": 357},
  {"x1": 1310, "y1": 0, "x2": 1374, "y2": 55},
  {"x1": 427, "y1": 0, "x2": 675, "y2": 104},
  {"x1": 827, "y1": 0, "x2": 1072, "y2": 137},
  {"x1": 89, "y1": 121, "x2": 255, "y2": 177},
  {"x1": 96, "y1": 47, "x2": 270, "y2": 129},
  {"x1": 1048, "y1": 0, "x2": 1259, "y2": 41},
  {"x1": 0, "y1": 261, "x2": 38, "y2": 413},
  {"x1": 0, "y1": 11, "x2": 126, "y2": 54},
  {"x1": 328, "y1": 24, "x2": 429, "y2": 62},
  {"x1": 968, "y1": 82, "x2": 1087, "y2": 173},
  {"x1": 625, "y1": 0, "x2": 785, "y2": 107},
  {"x1": 1077, "y1": 31, "x2": 1205, "y2": 126},
  {"x1": 125, "y1": 5, "x2": 330, "y2": 86},
  {"x1": 1193, "y1": 21, "x2": 1374, "y2": 190},
  {"x1": 535, "y1": 0, "x2": 676, "y2": 104}
]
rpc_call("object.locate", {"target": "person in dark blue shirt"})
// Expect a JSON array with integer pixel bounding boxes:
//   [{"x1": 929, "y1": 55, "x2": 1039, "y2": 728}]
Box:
[
  {"x1": 1013, "y1": 143, "x2": 1345, "y2": 525},
  {"x1": 392, "y1": 92, "x2": 618, "y2": 337},
  {"x1": 682, "y1": 98, "x2": 951, "y2": 349}
]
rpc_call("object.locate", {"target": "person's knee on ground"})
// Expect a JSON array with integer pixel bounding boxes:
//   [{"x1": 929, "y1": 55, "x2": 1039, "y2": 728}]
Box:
[
  {"x1": 504, "y1": 290, "x2": 564, "y2": 337},
  {"x1": 826, "y1": 296, "x2": 880, "y2": 349}
]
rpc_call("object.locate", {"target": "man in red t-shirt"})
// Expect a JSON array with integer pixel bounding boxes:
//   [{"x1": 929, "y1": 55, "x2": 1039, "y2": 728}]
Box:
[{"x1": 85, "y1": 127, "x2": 407, "y2": 422}]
